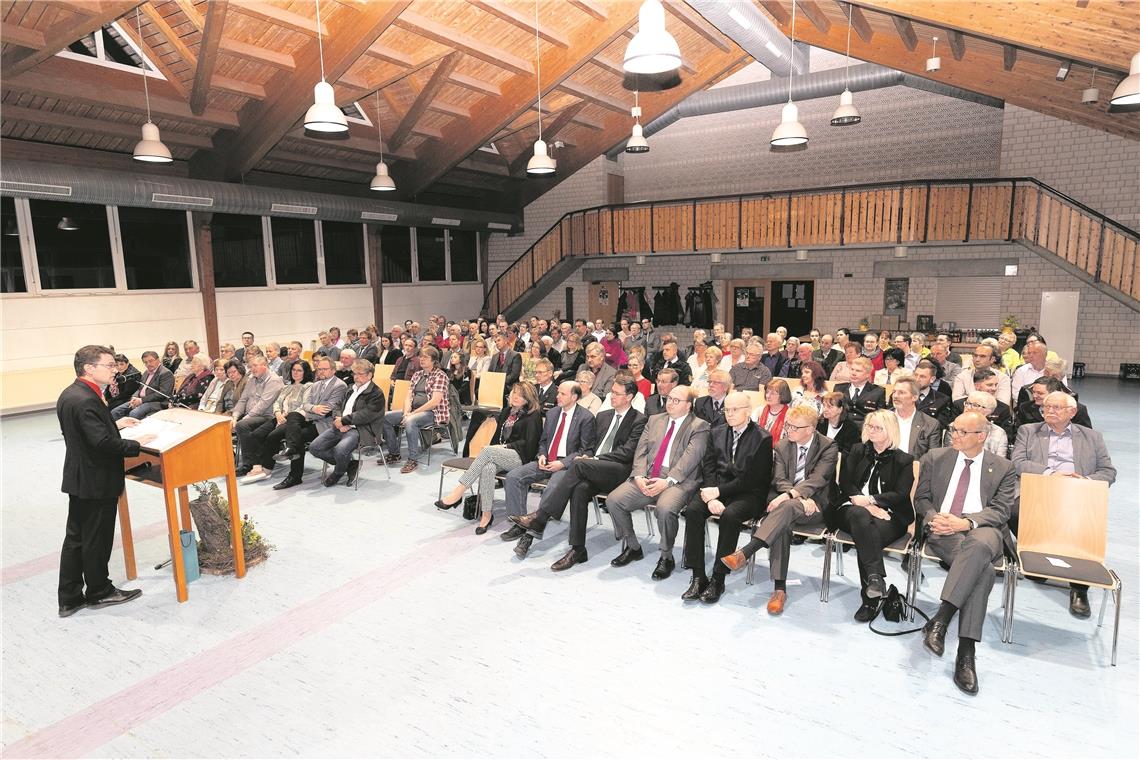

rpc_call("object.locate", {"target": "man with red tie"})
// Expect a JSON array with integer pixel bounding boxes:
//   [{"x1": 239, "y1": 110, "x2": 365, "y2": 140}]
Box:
[
  {"x1": 913, "y1": 411, "x2": 1017, "y2": 696},
  {"x1": 500, "y1": 381, "x2": 596, "y2": 542},
  {"x1": 603, "y1": 386, "x2": 710, "y2": 579}
]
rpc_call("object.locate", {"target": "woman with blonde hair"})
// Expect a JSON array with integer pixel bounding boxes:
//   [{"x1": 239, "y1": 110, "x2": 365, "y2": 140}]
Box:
[
  {"x1": 691, "y1": 345, "x2": 723, "y2": 392},
  {"x1": 161, "y1": 341, "x2": 182, "y2": 373}
]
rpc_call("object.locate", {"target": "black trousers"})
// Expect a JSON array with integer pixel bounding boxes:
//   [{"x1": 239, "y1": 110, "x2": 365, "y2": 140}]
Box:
[
  {"x1": 538, "y1": 459, "x2": 629, "y2": 548},
  {"x1": 245, "y1": 416, "x2": 280, "y2": 465},
  {"x1": 683, "y1": 495, "x2": 763, "y2": 577},
  {"x1": 58, "y1": 495, "x2": 119, "y2": 605},
  {"x1": 830, "y1": 504, "x2": 907, "y2": 604}
]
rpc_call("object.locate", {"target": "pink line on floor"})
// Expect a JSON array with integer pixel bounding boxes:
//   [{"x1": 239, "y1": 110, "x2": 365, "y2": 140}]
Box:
[
  {"x1": 0, "y1": 520, "x2": 170, "y2": 587},
  {"x1": 5, "y1": 521, "x2": 488, "y2": 759}
]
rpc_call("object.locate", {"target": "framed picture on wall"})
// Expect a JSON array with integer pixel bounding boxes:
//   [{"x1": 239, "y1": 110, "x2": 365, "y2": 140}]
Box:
[{"x1": 884, "y1": 278, "x2": 909, "y2": 320}]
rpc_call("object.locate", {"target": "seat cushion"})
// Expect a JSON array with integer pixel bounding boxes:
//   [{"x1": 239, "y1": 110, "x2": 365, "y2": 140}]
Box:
[
  {"x1": 442, "y1": 457, "x2": 475, "y2": 470},
  {"x1": 1019, "y1": 551, "x2": 1114, "y2": 587}
]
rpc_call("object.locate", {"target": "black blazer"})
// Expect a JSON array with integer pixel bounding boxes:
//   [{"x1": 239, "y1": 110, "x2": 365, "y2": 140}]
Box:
[
  {"x1": 649, "y1": 357, "x2": 691, "y2": 386},
  {"x1": 382, "y1": 349, "x2": 400, "y2": 365},
  {"x1": 832, "y1": 382, "x2": 887, "y2": 423},
  {"x1": 357, "y1": 344, "x2": 379, "y2": 364},
  {"x1": 340, "y1": 383, "x2": 387, "y2": 430},
  {"x1": 592, "y1": 408, "x2": 648, "y2": 466},
  {"x1": 535, "y1": 382, "x2": 559, "y2": 411},
  {"x1": 699, "y1": 421, "x2": 773, "y2": 503},
  {"x1": 1016, "y1": 399, "x2": 1092, "y2": 429},
  {"x1": 643, "y1": 393, "x2": 667, "y2": 416},
  {"x1": 103, "y1": 366, "x2": 140, "y2": 408},
  {"x1": 817, "y1": 418, "x2": 861, "y2": 455},
  {"x1": 556, "y1": 350, "x2": 584, "y2": 382},
  {"x1": 58, "y1": 379, "x2": 142, "y2": 500},
  {"x1": 493, "y1": 407, "x2": 543, "y2": 463},
  {"x1": 828, "y1": 442, "x2": 915, "y2": 529},
  {"x1": 916, "y1": 388, "x2": 955, "y2": 429},
  {"x1": 693, "y1": 395, "x2": 727, "y2": 428}
]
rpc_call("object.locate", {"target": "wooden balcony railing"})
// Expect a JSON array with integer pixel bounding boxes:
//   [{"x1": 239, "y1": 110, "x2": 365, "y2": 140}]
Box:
[{"x1": 484, "y1": 177, "x2": 1139, "y2": 317}]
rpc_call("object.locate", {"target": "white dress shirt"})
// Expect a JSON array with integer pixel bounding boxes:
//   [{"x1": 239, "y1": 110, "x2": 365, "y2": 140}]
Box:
[
  {"x1": 895, "y1": 409, "x2": 916, "y2": 454},
  {"x1": 938, "y1": 451, "x2": 985, "y2": 515},
  {"x1": 658, "y1": 413, "x2": 689, "y2": 479},
  {"x1": 547, "y1": 404, "x2": 577, "y2": 459},
  {"x1": 342, "y1": 380, "x2": 373, "y2": 421}
]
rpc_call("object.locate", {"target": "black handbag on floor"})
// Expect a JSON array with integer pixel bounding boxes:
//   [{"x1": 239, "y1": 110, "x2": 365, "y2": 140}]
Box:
[
  {"x1": 462, "y1": 495, "x2": 479, "y2": 521},
  {"x1": 869, "y1": 584, "x2": 930, "y2": 635}
]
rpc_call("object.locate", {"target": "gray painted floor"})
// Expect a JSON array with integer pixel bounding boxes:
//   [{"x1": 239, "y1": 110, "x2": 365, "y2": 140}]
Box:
[{"x1": 2, "y1": 378, "x2": 1137, "y2": 758}]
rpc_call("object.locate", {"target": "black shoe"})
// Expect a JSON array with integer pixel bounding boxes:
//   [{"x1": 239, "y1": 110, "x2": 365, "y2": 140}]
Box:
[
  {"x1": 954, "y1": 651, "x2": 979, "y2": 695},
  {"x1": 610, "y1": 546, "x2": 645, "y2": 567},
  {"x1": 866, "y1": 573, "x2": 886, "y2": 599},
  {"x1": 854, "y1": 602, "x2": 879, "y2": 622},
  {"x1": 551, "y1": 548, "x2": 588, "y2": 572},
  {"x1": 324, "y1": 472, "x2": 343, "y2": 487},
  {"x1": 501, "y1": 524, "x2": 526, "y2": 542},
  {"x1": 88, "y1": 586, "x2": 142, "y2": 609},
  {"x1": 681, "y1": 575, "x2": 709, "y2": 601},
  {"x1": 1069, "y1": 589, "x2": 1092, "y2": 618},
  {"x1": 514, "y1": 534, "x2": 534, "y2": 559},
  {"x1": 273, "y1": 447, "x2": 297, "y2": 463},
  {"x1": 699, "y1": 575, "x2": 725, "y2": 604},
  {"x1": 791, "y1": 534, "x2": 807, "y2": 545},
  {"x1": 651, "y1": 555, "x2": 675, "y2": 581},
  {"x1": 922, "y1": 619, "x2": 948, "y2": 657},
  {"x1": 475, "y1": 514, "x2": 494, "y2": 535},
  {"x1": 435, "y1": 495, "x2": 463, "y2": 510},
  {"x1": 344, "y1": 461, "x2": 360, "y2": 487},
  {"x1": 58, "y1": 601, "x2": 86, "y2": 618},
  {"x1": 273, "y1": 474, "x2": 302, "y2": 490}
]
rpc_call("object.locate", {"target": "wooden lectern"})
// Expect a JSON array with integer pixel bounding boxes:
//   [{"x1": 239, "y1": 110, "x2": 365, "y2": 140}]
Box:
[{"x1": 119, "y1": 408, "x2": 246, "y2": 602}]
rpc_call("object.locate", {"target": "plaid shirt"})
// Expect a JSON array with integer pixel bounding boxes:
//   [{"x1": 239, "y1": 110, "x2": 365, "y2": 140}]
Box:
[{"x1": 409, "y1": 368, "x2": 451, "y2": 425}]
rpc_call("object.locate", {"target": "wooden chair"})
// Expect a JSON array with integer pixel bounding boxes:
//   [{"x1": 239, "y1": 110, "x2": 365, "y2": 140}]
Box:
[
  {"x1": 373, "y1": 362, "x2": 394, "y2": 389},
  {"x1": 824, "y1": 380, "x2": 837, "y2": 392},
  {"x1": 743, "y1": 390, "x2": 765, "y2": 411},
  {"x1": 466, "y1": 371, "x2": 506, "y2": 412},
  {"x1": 389, "y1": 379, "x2": 410, "y2": 413},
  {"x1": 437, "y1": 417, "x2": 497, "y2": 500},
  {"x1": 1008, "y1": 474, "x2": 1119, "y2": 665},
  {"x1": 783, "y1": 378, "x2": 802, "y2": 396}
]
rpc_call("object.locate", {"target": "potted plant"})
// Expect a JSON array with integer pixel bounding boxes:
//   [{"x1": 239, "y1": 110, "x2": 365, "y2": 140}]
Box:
[{"x1": 189, "y1": 481, "x2": 274, "y2": 575}]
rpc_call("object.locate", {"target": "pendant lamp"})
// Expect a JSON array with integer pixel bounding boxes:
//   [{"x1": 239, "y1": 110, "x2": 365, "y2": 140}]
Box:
[
  {"x1": 304, "y1": 0, "x2": 348, "y2": 133},
  {"x1": 830, "y1": 4, "x2": 861, "y2": 126},
  {"x1": 1110, "y1": 52, "x2": 1140, "y2": 106},
  {"x1": 771, "y1": 0, "x2": 807, "y2": 146},
  {"x1": 626, "y1": 91, "x2": 649, "y2": 153},
  {"x1": 369, "y1": 91, "x2": 396, "y2": 191},
  {"x1": 527, "y1": 0, "x2": 556, "y2": 175},
  {"x1": 624, "y1": 0, "x2": 681, "y2": 75},
  {"x1": 131, "y1": 7, "x2": 172, "y2": 163}
]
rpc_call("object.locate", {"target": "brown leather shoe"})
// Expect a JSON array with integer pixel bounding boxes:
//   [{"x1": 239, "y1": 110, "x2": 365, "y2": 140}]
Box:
[
  {"x1": 400, "y1": 460, "x2": 418, "y2": 474},
  {"x1": 508, "y1": 511, "x2": 541, "y2": 530},
  {"x1": 766, "y1": 590, "x2": 787, "y2": 615},
  {"x1": 720, "y1": 550, "x2": 747, "y2": 572}
]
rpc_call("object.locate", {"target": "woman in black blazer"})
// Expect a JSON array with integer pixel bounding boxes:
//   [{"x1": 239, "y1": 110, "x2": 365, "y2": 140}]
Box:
[
  {"x1": 817, "y1": 391, "x2": 861, "y2": 454},
  {"x1": 103, "y1": 354, "x2": 140, "y2": 409},
  {"x1": 826, "y1": 409, "x2": 915, "y2": 622},
  {"x1": 435, "y1": 382, "x2": 544, "y2": 534}
]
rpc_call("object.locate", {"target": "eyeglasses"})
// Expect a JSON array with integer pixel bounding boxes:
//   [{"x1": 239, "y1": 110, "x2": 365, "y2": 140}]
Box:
[
  {"x1": 1042, "y1": 404, "x2": 1071, "y2": 412},
  {"x1": 90, "y1": 362, "x2": 117, "y2": 370},
  {"x1": 948, "y1": 426, "x2": 985, "y2": 436},
  {"x1": 666, "y1": 396, "x2": 688, "y2": 404},
  {"x1": 963, "y1": 401, "x2": 987, "y2": 409},
  {"x1": 864, "y1": 423, "x2": 885, "y2": 432},
  {"x1": 724, "y1": 405, "x2": 751, "y2": 413},
  {"x1": 784, "y1": 422, "x2": 812, "y2": 431}
]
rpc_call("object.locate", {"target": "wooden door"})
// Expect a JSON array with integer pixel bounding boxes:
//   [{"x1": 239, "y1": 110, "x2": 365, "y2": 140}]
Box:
[{"x1": 589, "y1": 281, "x2": 620, "y2": 325}]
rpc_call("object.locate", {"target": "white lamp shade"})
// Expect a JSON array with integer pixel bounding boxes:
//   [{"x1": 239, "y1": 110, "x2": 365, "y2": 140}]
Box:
[
  {"x1": 623, "y1": 0, "x2": 681, "y2": 74},
  {"x1": 771, "y1": 102, "x2": 808, "y2": 146},
  {"x1": 526, "y1": 139, "x2": 557, "y2": 175},
  {"x1": 370, "y1": 161, "x2": 396, "y2": 191},
  {"x1": 133, "y1": 121, "x2": 173, "y2": 163},
  {"x1": 304, "y1": 80, "x2": 348, "y2": 132},
  {"x1": 57, "y1": 217, "x2": 79, "y2": 231},
  {"x1": 830, "y1": 89, "x2": 861, "y2": 126},
  {"x1": 1110, "y1": 51, "x2": 1140, "y2": 106},
  {"x1": 625, "y1": 122, "x2": 649, "y2": 153}
]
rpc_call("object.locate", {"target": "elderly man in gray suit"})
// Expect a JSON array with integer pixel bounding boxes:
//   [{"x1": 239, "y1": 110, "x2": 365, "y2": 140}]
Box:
[
  {"x1": 604, "y1": 385, "x2": 710, "y2": 577},
  {"x1": 890, "y1": 377, "x2": 943, "y2": 458},
  {"x1": 500, "y1": 381, "x2": 596, "y2": 543},
  {"x1": 1011, "y1": 391, "x2": 1116, "y2": 618},
  {"x1": 914, "y1": 411, "x2": 1017, "y2": 696}
]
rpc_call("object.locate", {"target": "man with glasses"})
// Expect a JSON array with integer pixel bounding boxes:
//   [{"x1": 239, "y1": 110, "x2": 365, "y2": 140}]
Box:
[
  {"x1": 643, "y1": 368, "x2": 677, "y2": 416},
  {"x1": 270, "y1": 356, "x2": 348, "y2": 491},
  {"x1": 1011, "y1": 391, "x2": 1115, "y2": 618},
  {"x1": 604, "y1": 386, "x2": 710, "y2": 579},
  {"x1": 729, "y1": 344, "x2": 773, "y2": 392},
  {"x1": 951, "y1": 369, "x2": 1014, "y2": 441},
  {"x1": 913, "y1": 411, "x2": 1017, "y2": 695},
  {"x1": 680, "y1": 392, "x2": 773, "y2": 601},
  {"x1": 308, "y1": 360, "x2": 386, "y2": 487},
  {"x1": 509, "y1": 377, "x2": 648, "y2": 566},
  {"x1": 694, "y1": 370, "x2": 733, "y2": 427},
  {"x1": 235, "y1": 331, "x2": 255, "y2": 363},
  {"x1": 952, "y1": 343, "x2": 1012, "y2": 405}
]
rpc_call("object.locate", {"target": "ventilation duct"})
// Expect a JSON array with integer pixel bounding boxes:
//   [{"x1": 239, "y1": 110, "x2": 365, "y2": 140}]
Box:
[
  {"x1": 685, "y1": 0, "x2": 808, "y2": 78},
  {"x1": 0, "y1": 161, "x2": 521, "y2": 232}
]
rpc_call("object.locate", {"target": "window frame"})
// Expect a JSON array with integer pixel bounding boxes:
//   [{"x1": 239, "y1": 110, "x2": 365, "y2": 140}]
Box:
[{"x1": 317, "y1": 219, "x2": 369, "y2": 287}]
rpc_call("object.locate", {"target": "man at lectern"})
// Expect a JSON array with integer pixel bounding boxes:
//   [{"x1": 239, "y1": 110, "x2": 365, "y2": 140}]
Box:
[{"x1": 57, "y1": 345, "x2": 155, "y2": 618}]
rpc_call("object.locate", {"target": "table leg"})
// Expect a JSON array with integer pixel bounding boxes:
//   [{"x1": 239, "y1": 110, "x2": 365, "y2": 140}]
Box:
[
  {"x1": 118, "y1": 493, "x2": 136, "y2": 580},
  {"x1": 225, "y1": 474, "x2": 247, "y2": 578},
  {"x1": 164, "y1": 487, "x2": 189, "y2": 603},
  {"x1": 177, "y1": 486, "x2": 192, "y2": 531}
]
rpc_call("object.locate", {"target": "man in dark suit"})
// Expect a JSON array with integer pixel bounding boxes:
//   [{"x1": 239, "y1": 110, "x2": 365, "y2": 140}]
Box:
[
  {"x1": 490, "y1": 331, "x2": 522, "y2": 392},
  {"x1": 721, "y1": 405, "x2": 838, "y2": 614},
  {"x1": 582, "y1": 343, "x2": 616, "y2": 398},
  {"x1": 500, "y1": 382, "x2": 596, "y2": 546},
  {"x1": 692, "y1": 370, "x2": 731, "y2": 428},
  {"x1": 681, "y1": 392, "x2": 772, "y2": 602},
  {"x1": 510, "y1": 376, "x2": 647, "y2": 565},
  {"x1": 833, "y1": 357, "x2": 886, "y2": 425},
  {"x1": 648, "y1": 339, "x2": 691, "y2": 387},
  {"x1": 356, "y1": 331, "x2": 380, "y2": 364},
  {"x1": 234, "y1": 331, "x2": 254, "y2": 363},
  {"x1": 1011, "y1": 391, "x2": 1115, "y2": 617},
  {"x1": 1016, "y1": 377, "x2": 1092, "y2": 429},
  {"x1": 914, "y1": 361, "x2": 955, "y2": 429},
  {"x1": 643, "y1": 367, "x2": 677, "y2": 416},
  {"x1": 914, "y1": 411, "x2": 1018, "y2": 696},
  {"x1": 110, "y1": 350, "x2": 174, "y2": 420},
  {"x1": 604, "y1": 386, "x2": 710, "y2": 578},
  {"x1": 813, "y1": 334, "x2": 843, "y2": 376},
  {"x1": 890, "y1": 378, "x2": 943, "y2": 458},
  {"x1": 308, "y1": 359, "x2": 387, "y2": 487},
  {"x1": 951, "y1": 385, "x2": 1015, "y2": 441},
  {"x1": 533, "y1": 360, "x2": 558, "y2": 411},
  {"x1": 759, "y1": 332, "x2": 787, "y2": 378},
  {"x1": 57, "y1": 345, "x2": 155, "y2": 617}
]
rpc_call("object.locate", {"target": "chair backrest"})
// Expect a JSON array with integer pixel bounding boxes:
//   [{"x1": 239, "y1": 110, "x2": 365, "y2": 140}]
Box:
[
  {"x1": 743, "y1": 390, "x2": 764, "y2": 410},
  {"x1": 960, "y1": 354, "x2": 974, "y2": 370},
  {"x1": 824, "y1": 380, "x2": 836, "y2": 392},
  {"x1": 302, "y1": 350, "x2": 314, "y2": 363},
  {"x1": 910, "y1": 459, "x2": 920, "y2": 502},
  {"x1": 478, "y1": 371, "x2": 506, "y2": 408},
  {"x1": 374, "y1": 362, "x2": 394, "y2": 388},
  {"x1": 1018, "y1": 473, "x2": 1110, "y2": 563},
  {"x1": 373, "y1": 376, "x2": 392, "y2": 403},
  {"x1": 390, "y1": 379, "x2": 411, "y2": 412},
  {"x1": 884, "y1": 383, "x2": 894, "y2": 402},
  {"x1": 783, "y1": 378, "x2": 802, "y2": 396},
  {"x1": 469, "y1": 417, "x2": 498, "y2": 457}
]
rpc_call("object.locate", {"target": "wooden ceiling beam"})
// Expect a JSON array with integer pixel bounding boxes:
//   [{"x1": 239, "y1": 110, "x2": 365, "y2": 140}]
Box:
[
  {"x1": 119, "y1": 4, "x2": 190, "y2": 99},
  {"x1": 337, "y1": 52, "x2": 446, "y2": 97},
  {"x1": 590, "y1": 54, "x2": 624, "y2": 77},
  {"x1": 506, "y1": 101, "x2": 586, "y2": 176},
  {"x1": 891, "y1": 15, "x2": 917, "y2": 51},
  {"x1": 796, "y1": 1, "x2": 832, "y2": 33},
  {"x1": 468, "y1": 0, "x2": 570, "y2": 48},
  {"x1": 662, "y1": 0, "x2": 732, "y2": 51},
  {"x1": 211, "y1": 74, "x2": 266, "y2": 100},
  {"x1": 219, "y1": 37, "x2": 296, "y2": 70},
  {"x1": 1, "y1": 0, "x2": 141, "y2": 79},
  {"x1": 835, "y1": 1, "x2": 873, "y2": 43},
  {"x1": 190, "y1": 0, "x2": 228, "y2": 115},
  {"x1": 0, "y1": 22, "x2": 46, "y2": 50},
  {"x1": 229, "y1": 2, "x2": 326, "y2": 36},
  {"x1": 393, "y1": 10, "x2": 533, "y2": 76},
  {"x1": 557, "y1": 80, "x2": 628, "y2": 113},
  {"x1": 395, "y1": 1, "x2": 640, "y2": 197},
  {"x1": 569, "y1": 0, "x2": 609, "y2": 20},
  {"x1": 283, "y1": 129, "x2": 419, "y2": 162},
  {"x1": 449, "y1": 72, "x2": 500, "y2": 97},
  {"x1": 945, "y1": 29, "x2": 965, "y2": 61},
  {"x1": 219, "y1": 1, "x2": 411, "y2": 178},
  {"x1": 389, "y1": 52, "x2": 462, "y2": 151},
  {"x1": 1002, "y1": 44, "x2": 1017, "y2": 72},
  {"x1": 363, "y1": 42, "x2": 500, "y2": 95},
  {"x1": 757, "y1": 0, "x2": 789, "y2": 24},
  {"x1": 846, "y1": 0, "x2": 1135, "y2": 73},
  {"x1": 1, "y1": 104, "x2": 214, "y2": 150}
]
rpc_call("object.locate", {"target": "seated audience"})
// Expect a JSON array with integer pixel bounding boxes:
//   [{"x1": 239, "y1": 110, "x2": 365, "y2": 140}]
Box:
[
  {"x1": 309, "y1": 359, "x2": 386, "y2": 487},
  {"x1": 356, "y1": 331, "x2": 379, "y2": 364},
  {"x1": 267, "y1": 356, "x2": 349, "y2": 490},
  {"x1": 556, "y1": 333, "x2": 585, "y2": 382},
  {"x1": 169, "y1": 354, "x2": 213, "y2": 408},
  {"x1": 722, "y1": 405, "x2": 837, "y2": 615},
  {"x1": 103, "y1": 354, "x2": 140, "y2": 409},
  {"x1": 643, "y1": 368, "x2": 676, "y2": 416},
  {"x1": 625, "y1": 355, "x2": 652, "y2": 400},
  {"x1": 818, "y1": 392, "x2": 861, "y2": 455},
  {"x1": 751, "y1": 378, "x2": 793, "y2": 440},
  {"x1": 315, "y1": 331, "x2": 341, "y2": 362},
  {"x1": 335, "y1": 349, "x2": 357, "y2": 385},
  {"x1": 760, "y1": 333, "x2": 788, "y2": 377},
  {"x1": 997, "y1": 330, "x2": 1022, "y2": 375},
  {"x1": 786, "y1": 342, "x2": 812, "y2": 380},
  {"x1": 219, "y1": 360, "x2": 247, "y2": 414},
  {"x1": 649, "y1": 339, "x2": 691, "y2": 387},
  {"x1": 111, "y1": 351, "x2": 174, "y2": 421},
  {"x1": 447, "y1": 350, "x2": 471, "y2": 405},
  {"x1": 382, "y1": 346, "x2": 451, "y2": 474},
  {"x1": 693, "y1": 370, "x2": 732, "y2": 428},
  {"x1": 861, "y1": 333, "x2": 885, "y2": 373},
  {"x1": 219, "y1": 343, "x2": 237, "y2": 363},
  {"x1": 162, "y1": 341, "x2": 182, "y2": 374},
  {"x1": 1016, "y1": 377, "x2": 1092, "y2": 429},
  {"x1": 719, "y1": 338, "x2": 745, "y2": 371},
  {"x1": 241, "y1": 360, "x2": 312, "y2": 484},
  {"x1": 950, "y1": 370, "x2": 1015, "y2": 440},
  {"x1": 813, "y1": 334, "x2": 842, "y2": 376},
  {"x1": 532, "y1": 359, "x2": 558, "y2": 411},
  {"x1": 234, "y1": 331, "x2": 254, "y2": 363},
  {"x1": 521, "y1": 341, "x2": 542, "y2": 384},
  {"x1": 834, "y1": 357, "x2": 886, "y2": 425},
  {"x1": 1010, "y1": 339, "x2": 1052, "y2": 401},
  {"x1": 791, "y1": 360, "x2": 828, "y2": 415},
  {"x1": 914, "y1": 360, "x2": 955, "y2": 429},
  {"x1": 874, "y1": 348, "x2": 908, "y2": 385},
  {"x1": 232, "y1": 354, "x2": 285, "y2": 475},
  {"x1": 890, "y1": 377, "x2": 942, "y2": 458},
  {"x1": 952, "y1": 343, "x2": 1012, "y2": 405},
  {"x1": 601, "y1": 326, "x2": 627, "y2": 368},
  {"x1": 1014, "y1": 356, "x2": 1074, "y2": 408},
  {"x1": 928, "y1": 343, "x2": 963, "y2": 392},
  {"x1": 729, "y1": 343, "x2": 774, "y2": 391},
  {"x1": 197, "y1": 359, "x2": 229, "y2": 414},
  {"x1": 582, "y1": 343, "x2": 617, "y2": 397},
  {"x1": 963, "y1": 392, "x2": 1008, "y2": 458},
  {"x1": 691, "y1": 346, "x2": 723, "y2": 393},
  {"x1": 829, "y1": 343, "x2": 861, "y2": 383}
]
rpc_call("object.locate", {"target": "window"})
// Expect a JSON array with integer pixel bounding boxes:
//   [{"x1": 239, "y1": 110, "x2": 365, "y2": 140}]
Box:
[
  {"x1": 28, "y1": 199, "x2": 114, "y2": 289},
  {"x1": 322, "y1": 221, "x2": 366, "y2": 285},
  {"x1": 1, "y1": 197, "x2": 26, "y2": 293},
  {"x1": 270, "y1": 217, "x2": 318, "y2": 285},
  {"x1": 211, "y1": 213, "x2": 266, "y2": 288},
  {"x1": 118, "y1": 207, "x2": 193, "y2": 289},
  {"x1": 380, "y1": 226, "x2": 412, "y2": 283},
  {"x1": 416, "y1": 227, "x2": 447, "y2": 281},
  {"x1": 449, "y1": 230, "x2": 478, "y2": 282}
]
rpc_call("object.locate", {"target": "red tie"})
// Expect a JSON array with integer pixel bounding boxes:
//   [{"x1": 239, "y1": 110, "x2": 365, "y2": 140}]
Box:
[
  {"x1": 499, "y1": 352, "x2": 506, "y2": 367},
  {"x1": 949, "y1": 459, "x2": 973, "y2": 516},
  {"x1": 650, "y1": 420, "x2": 676, "y2": 478},
  {"x1": 547, "y1": 411, "x2": 567, "y2": 460}
]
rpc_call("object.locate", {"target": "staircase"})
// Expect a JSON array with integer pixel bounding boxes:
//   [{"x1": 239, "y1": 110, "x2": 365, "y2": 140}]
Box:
[{"x1": 484, "y1": 177, "x2": 1139, "y2": 318}]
